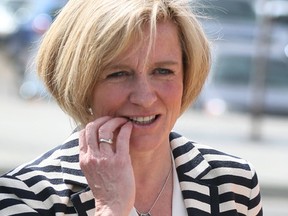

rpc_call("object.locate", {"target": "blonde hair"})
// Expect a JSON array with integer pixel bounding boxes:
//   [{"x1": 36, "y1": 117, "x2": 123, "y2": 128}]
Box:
[{"x1": 37, "y1": 0, "x2": 211, "y2": 126}]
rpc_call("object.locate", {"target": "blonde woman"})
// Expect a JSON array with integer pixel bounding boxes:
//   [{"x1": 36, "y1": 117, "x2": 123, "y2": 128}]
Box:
[{"x1": 0, "y1": 0, "x2": 262, "y2": 215}]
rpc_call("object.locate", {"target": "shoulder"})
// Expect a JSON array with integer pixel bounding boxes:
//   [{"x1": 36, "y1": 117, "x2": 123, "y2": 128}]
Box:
[
  {"x1": 1, "y1": 132, "x2": 79, "y2": 183},
  {"x1": 170, "y1": 132, "x2": 257, "y2": 180},
  {"x1": 170, "y1": 132, "x2": 263, "y2": 215},
  {"x1": 0, "y1": 132, "x2": 80, "y2": 213},
  {"x1": 4, "y1": 132, "x2": 79, "y2": 177},
  {"x1": 195, "y1": 142, "x2": 253, "y2": 172}
]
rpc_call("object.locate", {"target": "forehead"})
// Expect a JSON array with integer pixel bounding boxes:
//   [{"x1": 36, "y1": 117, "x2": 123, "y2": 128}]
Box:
[{"x1": 111, "y1": 21, "x2": 182, "y2": 64}]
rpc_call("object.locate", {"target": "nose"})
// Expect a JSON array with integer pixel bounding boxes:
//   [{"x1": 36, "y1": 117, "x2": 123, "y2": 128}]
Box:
[{"x1": 129, "y1": 76, "x2": 157, "y2": 107}]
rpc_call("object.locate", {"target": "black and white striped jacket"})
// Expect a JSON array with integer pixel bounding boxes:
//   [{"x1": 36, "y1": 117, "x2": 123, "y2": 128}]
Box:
[{"x1": 0, "y1": 131, "x2": 263, "y2": 215}]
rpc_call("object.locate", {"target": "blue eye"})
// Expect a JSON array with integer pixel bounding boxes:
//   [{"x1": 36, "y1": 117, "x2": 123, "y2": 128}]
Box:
[
  {"x1": 154, "y1": 68, "x2": 174, "y2": 75},
  {"x1": 106, "y1": 71, "x2": 129, "y2": 79}
]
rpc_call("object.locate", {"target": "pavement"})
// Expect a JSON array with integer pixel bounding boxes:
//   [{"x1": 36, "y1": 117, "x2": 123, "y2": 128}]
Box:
[{"x1": 1, "y1": 50, "x2": 288, "y2": 215}]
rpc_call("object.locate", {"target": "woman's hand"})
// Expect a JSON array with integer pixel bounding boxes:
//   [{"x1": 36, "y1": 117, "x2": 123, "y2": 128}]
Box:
[{"x1": 79, "y1": 116, "x2": 135, "y2": 216}]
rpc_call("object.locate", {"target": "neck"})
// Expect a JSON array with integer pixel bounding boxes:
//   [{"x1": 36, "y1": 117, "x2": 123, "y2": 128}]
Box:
[
  {"x1": 131, "y1": 143, "x2": 172, "y2": 178},
  {"x1": 132, "y1": 149, "x2": 173, "y2": 215}
]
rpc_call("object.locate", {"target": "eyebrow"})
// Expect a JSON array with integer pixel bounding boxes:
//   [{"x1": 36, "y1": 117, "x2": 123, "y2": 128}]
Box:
[
  {"x1": 154, "y1": 60, "x2": 181, "y2": 67},
  {"x1": 106, "y1": 60, "x2": 181, "y2": 70}
]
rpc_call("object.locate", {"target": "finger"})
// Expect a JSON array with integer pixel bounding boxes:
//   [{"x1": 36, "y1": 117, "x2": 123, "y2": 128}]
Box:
[
  {"x1": 79, "y1": 129, "x2": 87, "y2": 154},
  {"x1": 116, "y1": 121, "x2": 133, "y2": 155},
  {"x1": 85, "y1": 116, "x2": 112, "y2": 153},
  {"x1": 79, "y1": 129, "x2": 90, "y2": 171},
  {"x1": 98, "y1": 117, "x2": 128, "y2": 152}
]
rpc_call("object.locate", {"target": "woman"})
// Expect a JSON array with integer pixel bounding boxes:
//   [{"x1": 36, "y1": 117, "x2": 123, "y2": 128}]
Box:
[{"x1": 0, "y1": 0, "x2": 262, "y2": 215}]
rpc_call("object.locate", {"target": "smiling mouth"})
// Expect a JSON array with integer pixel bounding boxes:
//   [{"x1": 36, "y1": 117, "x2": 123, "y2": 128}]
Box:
[{"x1": 128, "y1": 115, "x2": 158, "y2": 125}]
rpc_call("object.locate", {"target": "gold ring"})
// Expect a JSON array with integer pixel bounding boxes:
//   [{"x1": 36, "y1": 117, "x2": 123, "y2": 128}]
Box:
[{"x1": 99, "y1": 138, "x2": 113, "y2": 144}]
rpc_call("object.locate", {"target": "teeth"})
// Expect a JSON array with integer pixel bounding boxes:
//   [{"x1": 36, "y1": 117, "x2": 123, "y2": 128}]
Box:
[{"x1": 129, "y1": 116, "x2": 156, "y2": 124}]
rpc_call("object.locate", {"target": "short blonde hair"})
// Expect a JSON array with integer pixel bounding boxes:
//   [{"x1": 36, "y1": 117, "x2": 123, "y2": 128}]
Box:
[{"x1": 37, "y1": 0, "x2": 211, "y2": 126}]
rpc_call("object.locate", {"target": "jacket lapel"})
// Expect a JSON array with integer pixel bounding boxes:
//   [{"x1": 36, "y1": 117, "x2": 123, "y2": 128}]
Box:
[{"x1": 170, "y1": 132, "x2": 220, "y2": 215}]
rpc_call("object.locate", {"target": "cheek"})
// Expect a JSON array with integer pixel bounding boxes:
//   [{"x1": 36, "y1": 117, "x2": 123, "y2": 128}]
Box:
[
  {"x1": 159, "y1": 81, "x2": 183, "y2": 114},
  {"x1": 91, "y1": 86, "x2": 126, "y2": 116}
]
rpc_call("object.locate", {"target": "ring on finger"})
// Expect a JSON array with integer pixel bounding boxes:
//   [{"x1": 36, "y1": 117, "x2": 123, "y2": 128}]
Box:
[{"x1": 99, "y1": 138, "x2": 113, "y2": 144}]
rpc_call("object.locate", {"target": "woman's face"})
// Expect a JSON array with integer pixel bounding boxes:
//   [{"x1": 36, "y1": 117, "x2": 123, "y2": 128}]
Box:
[{"x1": 91, "y1": 21, "x2": 183, "y2": 153}]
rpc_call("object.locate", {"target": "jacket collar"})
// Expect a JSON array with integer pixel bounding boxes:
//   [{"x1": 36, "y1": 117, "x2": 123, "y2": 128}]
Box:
[
  {"x1": 170, "y1": 132, "x2": 220, "y2": 215},
  {"x1": 170, "y1": 132, "x2": 212, "y2": 180}
]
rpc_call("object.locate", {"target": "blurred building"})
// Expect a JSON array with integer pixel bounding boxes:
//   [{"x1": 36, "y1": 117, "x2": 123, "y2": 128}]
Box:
[{"x1": 195, "y1": 0, "x2": 288, "y2": 117}]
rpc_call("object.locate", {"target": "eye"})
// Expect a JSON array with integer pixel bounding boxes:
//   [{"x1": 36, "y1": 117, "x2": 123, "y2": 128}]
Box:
[
  {"x1": 153, "y1": 68, "x2": 174, "y2": 75},
  {"x1": 106, "y1": 71, "x2": 130, "y2": 79}
]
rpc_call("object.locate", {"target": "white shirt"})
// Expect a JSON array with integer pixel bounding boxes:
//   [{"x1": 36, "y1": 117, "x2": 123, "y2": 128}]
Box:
[{"x1": 129, "y1": 158, "x2": 188, "y2": 216}]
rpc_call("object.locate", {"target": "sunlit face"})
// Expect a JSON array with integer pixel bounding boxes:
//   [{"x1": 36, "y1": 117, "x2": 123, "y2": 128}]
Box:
[{"x1": 91, "y1": 21, "x2": 183, "y2": 153}]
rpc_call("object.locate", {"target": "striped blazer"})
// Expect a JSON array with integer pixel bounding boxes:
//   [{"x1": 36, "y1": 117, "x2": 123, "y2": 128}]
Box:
[{"x1": 0, "y1": 131, "x2": 263, "y2": 215}]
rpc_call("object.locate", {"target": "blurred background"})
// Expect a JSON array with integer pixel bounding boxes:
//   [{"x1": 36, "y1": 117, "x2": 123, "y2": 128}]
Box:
[{"x1": 0, "y1": 0, "x2": 287, "y2": 215}]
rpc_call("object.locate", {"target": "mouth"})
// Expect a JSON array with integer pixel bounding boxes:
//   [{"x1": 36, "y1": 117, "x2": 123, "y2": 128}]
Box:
[{"x1": 128, "y1": 115, "x2": 158, "y2": 125}]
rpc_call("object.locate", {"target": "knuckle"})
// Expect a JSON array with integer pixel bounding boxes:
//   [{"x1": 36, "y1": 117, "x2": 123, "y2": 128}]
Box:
[
  {"x1": 98, "y1": 127, "x2": 105, "y2": 135},
  {"x1": 86, "y1": 121, "x2": 96, "y2": 129},
  {"x1": 80, "y1": 154, "x2": 96, "y2": 166}
]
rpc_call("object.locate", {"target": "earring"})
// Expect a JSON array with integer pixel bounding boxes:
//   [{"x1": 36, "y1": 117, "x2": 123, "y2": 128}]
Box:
[{"x1": 88, "y1": 108, "x2": 93, "y2": 116}]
